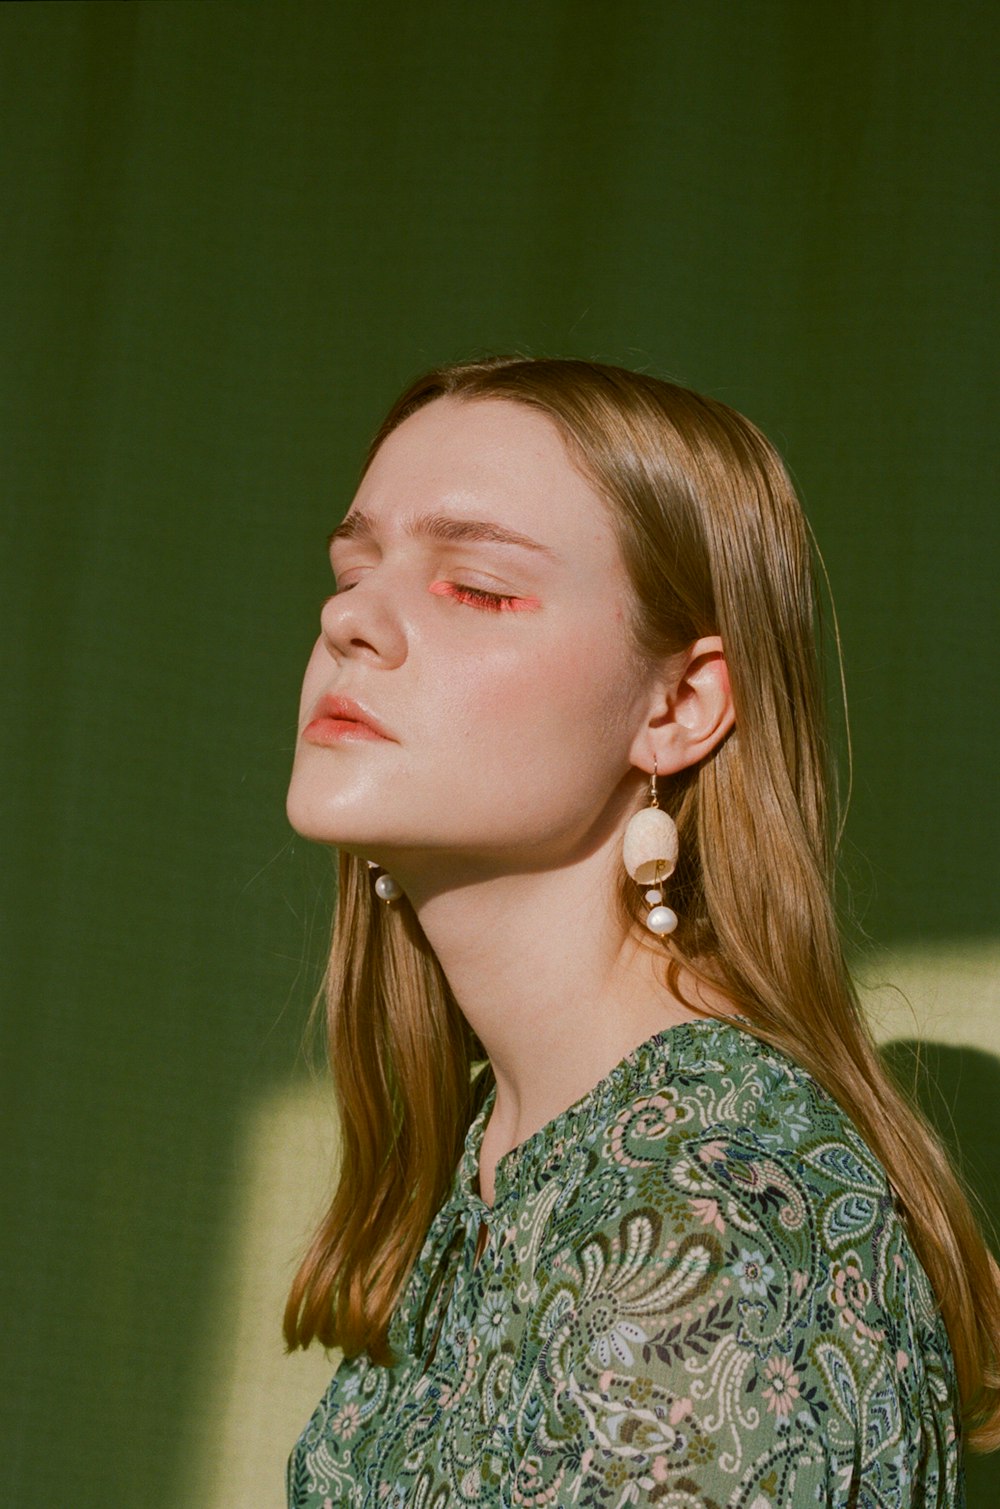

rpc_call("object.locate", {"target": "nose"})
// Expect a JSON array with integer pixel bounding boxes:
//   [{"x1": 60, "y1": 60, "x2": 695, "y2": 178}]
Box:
[{"x1": 319, "y1": 575, "x2": 408, "y2": 668}]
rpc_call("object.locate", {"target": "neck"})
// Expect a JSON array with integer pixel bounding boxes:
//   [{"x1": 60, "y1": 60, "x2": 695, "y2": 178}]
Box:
[{"x1": 381, "y1": 838, "x2": 713, "y2": 1159}]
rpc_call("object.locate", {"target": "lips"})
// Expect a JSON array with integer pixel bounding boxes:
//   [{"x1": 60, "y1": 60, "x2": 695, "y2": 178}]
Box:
[{"x1": 308, "y1": 693, "x2": 394, "y2": 739}]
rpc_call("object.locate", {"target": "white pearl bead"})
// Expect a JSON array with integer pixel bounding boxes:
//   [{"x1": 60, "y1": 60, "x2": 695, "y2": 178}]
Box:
[
  {"x1": 374, "y1": 872, "x2": 402, "y2": 901},
  {"x1": 644, "y1": 888, "x2": 663, "y2": 905},
  {"x1": 645, "y1": 905, "x2": 678, "y2": 935}
]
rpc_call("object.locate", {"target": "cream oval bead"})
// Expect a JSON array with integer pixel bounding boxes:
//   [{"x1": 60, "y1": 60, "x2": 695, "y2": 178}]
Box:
[
  {"x1": 623, "y1": 806, "x2": 679, "y2": 884},
  {"x1": 644, "y1": 888, "x2": 664, "y2": 905},
  {"x1": 645, "y1": 905, "x2": 678, "y2": 935},
  {"x1": 374, "y1": 872, "x2": 402, "y2": 901}
]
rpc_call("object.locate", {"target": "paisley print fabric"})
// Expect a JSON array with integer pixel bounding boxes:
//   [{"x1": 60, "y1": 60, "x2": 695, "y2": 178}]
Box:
[{"x1": 288, "y1": 1015, "x2": 964, "y2": 1507}]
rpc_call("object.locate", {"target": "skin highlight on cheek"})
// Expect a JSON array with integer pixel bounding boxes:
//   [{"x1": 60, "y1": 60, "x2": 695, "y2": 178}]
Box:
[{"x1": 428, "y1": 580, "x2": 541, "y2": 612}]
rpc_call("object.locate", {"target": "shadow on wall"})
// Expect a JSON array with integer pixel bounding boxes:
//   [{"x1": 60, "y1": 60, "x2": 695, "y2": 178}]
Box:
[
  {"x1": 880, "y1": 1039, "x2": 1000, "y2": 1257},
  {"x1": 880, "y1": 1037, "x2": 1000, "y2": 1507}
]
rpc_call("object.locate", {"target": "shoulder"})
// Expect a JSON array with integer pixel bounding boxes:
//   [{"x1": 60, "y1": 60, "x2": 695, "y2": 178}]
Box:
[
  {"x1": 609, "y1": 1017, "x2": 900, "y2": 1280},
  {"x1": 609, "y1": 1015, "x2": 893, "y2": 1199},
  {"x1": 511, "y1": 1020, "x2": 960, "y2": 1505},
  {"x1": 528, "y1": 1016, "x2": 897, "y2": 1265},
  {"x1": 530, "y1": 1015, "x2": 940, "y2": 1384}
]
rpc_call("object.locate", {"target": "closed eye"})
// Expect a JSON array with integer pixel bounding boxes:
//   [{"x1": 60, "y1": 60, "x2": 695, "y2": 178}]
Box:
[{"x1": 438, "y1": 583, "x2": 524, "y2": 612}]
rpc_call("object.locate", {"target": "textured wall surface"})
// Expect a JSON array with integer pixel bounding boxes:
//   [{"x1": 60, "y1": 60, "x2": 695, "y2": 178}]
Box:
[{"x1": 1, "y1": 3, "x2": 996, "y2": 1505}]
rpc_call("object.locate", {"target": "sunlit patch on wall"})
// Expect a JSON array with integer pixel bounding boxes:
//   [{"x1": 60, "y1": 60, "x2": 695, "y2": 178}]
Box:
[
  {"x1": 856, "y1": 938, "x2": 998, "y2": 1052},
  {"x1": 178, "y1": 1081, "x2": 343, "y2": 1509}
]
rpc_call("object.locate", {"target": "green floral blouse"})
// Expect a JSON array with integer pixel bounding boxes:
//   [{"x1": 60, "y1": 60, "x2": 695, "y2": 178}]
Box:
[{"x1": 287, "y1": 1015, "x2": 964, "y2": 1507}]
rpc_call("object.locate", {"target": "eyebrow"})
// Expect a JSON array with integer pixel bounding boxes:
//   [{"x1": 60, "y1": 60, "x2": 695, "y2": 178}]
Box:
[{"x1": 327, "y1": 509, "x2": 560, "y2": 559}]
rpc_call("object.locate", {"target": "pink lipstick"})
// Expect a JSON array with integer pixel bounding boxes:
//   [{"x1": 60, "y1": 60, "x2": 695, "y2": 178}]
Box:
[{"x1": 303, "y1": 694, "x2": 394, "y2": 743}]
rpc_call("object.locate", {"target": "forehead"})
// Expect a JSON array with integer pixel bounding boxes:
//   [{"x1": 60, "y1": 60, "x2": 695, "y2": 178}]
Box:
[{"x1": 352, "y1": 397, "x2": 617, "y2": 561}]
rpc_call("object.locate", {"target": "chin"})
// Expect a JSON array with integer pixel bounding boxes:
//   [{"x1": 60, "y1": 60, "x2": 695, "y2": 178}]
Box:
[
  {"x1": 285, "y1": 789, "x2": 386, "y2": 851},
  {"x1": 285, "y1": 786, "x2": 338, "y2": 843}
]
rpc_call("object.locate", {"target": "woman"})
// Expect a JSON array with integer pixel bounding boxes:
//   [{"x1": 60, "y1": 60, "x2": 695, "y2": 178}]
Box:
[{"x1": 283, "y1": 356, "x2": 999, "y2": 1506}]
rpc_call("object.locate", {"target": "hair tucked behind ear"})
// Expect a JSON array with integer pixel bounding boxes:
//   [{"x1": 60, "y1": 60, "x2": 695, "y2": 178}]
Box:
[{"x1": 284, "y1": 355, "x2": 1000, "y2": 1452}]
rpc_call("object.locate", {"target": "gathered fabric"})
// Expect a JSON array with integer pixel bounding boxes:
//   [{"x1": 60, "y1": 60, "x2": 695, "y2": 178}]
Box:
[{"x1": 288, "y1": 1015, "x2": 963, "y2": 1507}]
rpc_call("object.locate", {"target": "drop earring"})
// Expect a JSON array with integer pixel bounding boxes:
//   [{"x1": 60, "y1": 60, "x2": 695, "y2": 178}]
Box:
[
  {"x1": 367, "y1": 858, "x2": 402, "y2": 904},
  {"x1": 622, "y1": 758, "x2": 679, "y2": 936}
]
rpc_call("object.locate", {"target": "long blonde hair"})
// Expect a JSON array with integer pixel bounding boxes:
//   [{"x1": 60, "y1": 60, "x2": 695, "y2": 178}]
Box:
[{"x1": 284, "y1": 355, "x2": 1000, "y2": 1452}]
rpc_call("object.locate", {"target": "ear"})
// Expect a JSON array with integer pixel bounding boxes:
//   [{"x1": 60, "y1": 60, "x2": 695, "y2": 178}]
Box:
[{"x1": 628, "y1": 635, "x2": 735, "y2": 778}]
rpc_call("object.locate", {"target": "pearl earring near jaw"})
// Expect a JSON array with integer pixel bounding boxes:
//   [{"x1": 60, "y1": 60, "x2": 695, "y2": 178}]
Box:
[
  {"x1": 622, "y1": 759, "x2": 679, "y2": 935},
  {"x1": 367, "y1": 859, "x2": 403, "y2": 903}
]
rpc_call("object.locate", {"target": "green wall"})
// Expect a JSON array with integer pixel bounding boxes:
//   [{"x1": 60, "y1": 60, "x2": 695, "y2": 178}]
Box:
[{"x1": 1, "y1": 3, "x2": 996, "y2": 1504}]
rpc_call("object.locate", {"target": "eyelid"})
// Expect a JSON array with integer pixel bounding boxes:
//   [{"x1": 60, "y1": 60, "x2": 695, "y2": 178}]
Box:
[
  {"x1": 327, "y1": 540, "x2": 383, "y2": 574},
  {"x1": 327, "y1": 528, "x2": 541, "y2": 605},
  {"x1": 430, "y1": 582, "x2": 540, "y2": 613},
  {"x1": 329, "y1": 565, "x2": 366, "y2": 592}
]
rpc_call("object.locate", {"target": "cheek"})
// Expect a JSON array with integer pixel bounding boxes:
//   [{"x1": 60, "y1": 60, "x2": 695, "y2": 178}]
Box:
[{"x1": 436, "y1": 625, "x2": 636, "y2": 755}]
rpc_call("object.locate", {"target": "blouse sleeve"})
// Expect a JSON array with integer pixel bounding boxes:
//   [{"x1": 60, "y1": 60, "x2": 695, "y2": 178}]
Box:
[{"x1": 505, "y1": 1124, "x2": 917, "y2": 1507}]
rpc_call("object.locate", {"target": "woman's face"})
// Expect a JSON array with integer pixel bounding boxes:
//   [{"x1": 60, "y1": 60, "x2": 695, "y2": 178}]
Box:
[{"x1": 286, "y1": 396, "x2": 658, "y2": 885}]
